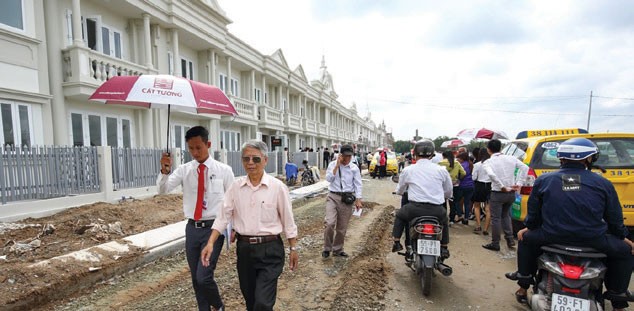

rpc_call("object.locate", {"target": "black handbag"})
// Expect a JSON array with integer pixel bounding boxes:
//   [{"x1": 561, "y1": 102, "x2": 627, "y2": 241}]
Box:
[{"x1": 338, "y1": 168, "x2": 356, "y2": 205}]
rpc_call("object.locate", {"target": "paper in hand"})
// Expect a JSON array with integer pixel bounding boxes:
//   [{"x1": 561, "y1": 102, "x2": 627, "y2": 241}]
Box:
[
  {"x1": 225, "y1": 222, "x2": 232, "y2": 250},
  {"x1": 353, "y1": 208, "x2": 362, "y2": 217}
]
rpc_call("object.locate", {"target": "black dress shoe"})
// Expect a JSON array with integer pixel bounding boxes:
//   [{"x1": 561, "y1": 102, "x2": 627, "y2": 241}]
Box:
[
  {"x1": 322, "y1": 251, "x2": 330, "y2": 258},
  {"x1": 333, "y1": 251, "x2": 349, "y2": 257},
  {"x1": 505, "y1": 271, "x2": 520, "y2": 280},
  {"x1": 506, "y1": 239, "x2": 516, "y2": 248},
  {"x1": 482, "y1": 243, "x2": 500, "y2": 251},
  {"x1": 392, "y1": 242, "x2": 404, "y2": 253}
]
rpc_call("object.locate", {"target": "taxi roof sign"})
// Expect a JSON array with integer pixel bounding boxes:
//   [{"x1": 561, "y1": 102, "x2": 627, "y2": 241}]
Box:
[{"x1": 515, "y1": 128, "x2": 588, "y2": 139}]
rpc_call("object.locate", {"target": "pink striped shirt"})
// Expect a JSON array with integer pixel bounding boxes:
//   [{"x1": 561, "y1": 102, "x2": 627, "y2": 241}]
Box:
[{"x1": 212, "y1": 174, "x2": 298, "y2": 238}]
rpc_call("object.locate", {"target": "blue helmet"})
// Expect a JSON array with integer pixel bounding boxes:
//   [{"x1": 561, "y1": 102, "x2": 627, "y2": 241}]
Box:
[{"x1": 556, "y1": 138, "x2": 599, "y2": 162}]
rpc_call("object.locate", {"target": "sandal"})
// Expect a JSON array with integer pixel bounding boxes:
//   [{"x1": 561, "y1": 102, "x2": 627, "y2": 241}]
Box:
[
  {"x1": 473, "y1": 226, "x2": 482, "y2": 234},
  {"x1": 515, "y1": 289, "x2": 528, "y2": 304}
]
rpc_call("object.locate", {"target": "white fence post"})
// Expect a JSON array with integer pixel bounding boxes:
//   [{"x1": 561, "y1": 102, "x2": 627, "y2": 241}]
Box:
[{"x1": 97, "y1": 146, "x2": 114, "y2": 201}]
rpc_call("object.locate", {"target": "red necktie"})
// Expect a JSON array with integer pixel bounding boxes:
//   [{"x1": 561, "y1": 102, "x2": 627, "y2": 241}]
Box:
[{"x1": 194, "y1": 164, "x2": 205, "y2": 221}]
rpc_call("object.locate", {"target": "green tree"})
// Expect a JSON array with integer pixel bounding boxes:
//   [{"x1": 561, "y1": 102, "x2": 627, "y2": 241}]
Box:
[
  {"x1": 393, "y1": 140, "x2": 412, "y2": 154},
  {"x1": 432, "y1": 136, "x2": 452, "y2": 150}
]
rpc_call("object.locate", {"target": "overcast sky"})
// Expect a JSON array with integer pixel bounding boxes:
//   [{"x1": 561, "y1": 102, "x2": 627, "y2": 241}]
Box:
[{"x1": 217, "y1": 0, "x2": 634, "y2": 141}]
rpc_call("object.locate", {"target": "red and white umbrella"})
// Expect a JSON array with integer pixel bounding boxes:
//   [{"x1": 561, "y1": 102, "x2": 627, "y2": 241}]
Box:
[
  {"x1": 89, "y1": 75, "x2": 237, "y2": 151},
  {"x1": 456, "y1": 128, "x2": 509, "y2": 140},
  {"x1": 441, "y1": 138, "x2": 469, "y2": 148}
]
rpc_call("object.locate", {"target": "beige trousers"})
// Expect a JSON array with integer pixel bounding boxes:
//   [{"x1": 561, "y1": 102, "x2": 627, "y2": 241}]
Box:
[{"x1": 323, "y1": 193, "x2": 353, "y2": 253}]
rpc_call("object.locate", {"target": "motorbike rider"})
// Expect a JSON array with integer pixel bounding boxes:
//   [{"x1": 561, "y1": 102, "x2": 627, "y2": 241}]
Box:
[
  {"x1": 505, "y1": 138, "x2": 634, "y2": 310},
  {"x1": 391, "y1": 140, "x2": 453, "y2": 258}
]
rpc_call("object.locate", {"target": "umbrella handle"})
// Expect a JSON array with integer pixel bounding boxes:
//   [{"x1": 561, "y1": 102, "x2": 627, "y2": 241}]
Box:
[{"x1": 166, "y1": 104, "x2": 171, "y2": 153}]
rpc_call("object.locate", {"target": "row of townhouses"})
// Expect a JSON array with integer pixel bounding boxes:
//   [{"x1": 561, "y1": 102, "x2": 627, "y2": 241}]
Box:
[{"x1": 0, "y1": 0, "x2": 390, "y2": 154}]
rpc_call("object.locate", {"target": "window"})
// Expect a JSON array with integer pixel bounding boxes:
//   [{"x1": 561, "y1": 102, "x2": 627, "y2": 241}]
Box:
[
  {"x1": 218, "y1": 74, "x2": 227, "y2": 93},
  {"x1": 230, "y1": 78, "x2": 239, "y2": 96},
  {"x1": 70, "y1": 112, "x2": 133, "y2": 147},
  {"x1": 80, "y1": 17, "x2": 122, "y2": 58},
  {"x1": 0, "y1": 102, "x2": 33, "y2": 147},
  {"x1": 254, "y1": 88, "x2": 261, "y2": 103},
  {"x1": 173, "y1": 125, "x2": 190, "y2": 149},
  {"x1": 264, "y1": 92, "x2": 268, "y2": 104},
  {"x1": 181, "y1": 58, "x2": 193, "y2": 80},
  {"x1": 220, "y1": 130, "x2": 241, "y2": 151},
  {"x1": 0, "y1": 0, "x2": 24, "y2": 31},
  {"x1": 88, "y1": 115, "x2": 102, "y2": 146},
  {"x1": 106, "y1": 117, "x2": 118, "y2": 147}
]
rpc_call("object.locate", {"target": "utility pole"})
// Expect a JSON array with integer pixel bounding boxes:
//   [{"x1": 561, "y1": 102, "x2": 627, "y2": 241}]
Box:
[{"x1": 586, "y1": 91, "x2": 593, "y2": 132}]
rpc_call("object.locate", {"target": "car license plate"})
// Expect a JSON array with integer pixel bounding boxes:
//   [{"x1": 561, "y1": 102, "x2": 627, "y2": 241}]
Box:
[
  {"x1": 551, "y1": 293, "x2": 590, "y2": 311},
  {"x1": 417, "y1": 239, "x2": 440, "y2": 256}
]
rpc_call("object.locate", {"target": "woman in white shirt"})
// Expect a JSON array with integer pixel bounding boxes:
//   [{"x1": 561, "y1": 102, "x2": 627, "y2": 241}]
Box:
[{"x1": 472, "y1": 148, "x2": 492, "y2": 234}]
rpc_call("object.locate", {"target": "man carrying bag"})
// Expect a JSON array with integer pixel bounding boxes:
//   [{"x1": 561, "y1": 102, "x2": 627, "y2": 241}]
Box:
[{"x1": 322, "y1": 144, "x2": 363, "y2": 258}]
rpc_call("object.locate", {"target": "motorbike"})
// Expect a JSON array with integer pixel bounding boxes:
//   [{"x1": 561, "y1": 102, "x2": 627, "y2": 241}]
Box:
[
  {"x1": 300, "y1": 167, "x2": 316, "y2": 186},
  {"x1": 392, "y1": 175, "x2": 452, "y2": 296},
  {"x1": 528, "y1": 244, "x2": 607, "y2": 311},
  {"x1": 404, "y1": 215, "x2": 453, "y2": 296}
]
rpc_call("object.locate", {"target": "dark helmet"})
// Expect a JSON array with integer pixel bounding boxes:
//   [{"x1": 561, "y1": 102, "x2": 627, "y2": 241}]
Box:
[
  {"x1": 556, "y1": 137, "x2": 599, "y2": 162},
  {"x1": 414, "y1": 140, "x2": 435, "y2": 157}
]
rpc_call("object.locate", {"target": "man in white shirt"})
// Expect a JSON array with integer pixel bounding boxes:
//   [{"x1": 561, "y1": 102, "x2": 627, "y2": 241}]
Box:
[
  {"x1": 482, "y1": 139, "x2": 528, "y2": 252},
  {"x1": 158, "y1": 126, "x2": 234, "y2": 311},
  {"x1": 392, "y1": 140, "x2": 453, "y2": 258},
  {"x1": 323, "y1": 144, "x2": 363, "y2": 258}
]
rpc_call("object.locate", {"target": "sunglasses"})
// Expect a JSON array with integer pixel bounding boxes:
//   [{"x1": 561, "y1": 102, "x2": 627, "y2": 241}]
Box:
[{"x1": 241, "y1": 156, "x2": 263, "y2": 164}]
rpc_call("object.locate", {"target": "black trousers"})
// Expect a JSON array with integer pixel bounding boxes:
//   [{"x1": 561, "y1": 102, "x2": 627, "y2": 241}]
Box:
[
  {"x1": 517, "y1": 228, "x2": 633, "y2": 309},
  {"x1": 379, "y1": 165, "x2": 387, "y2": 178},
  {"x1": 392, "y1": 201, "x2": 449, "y2": 245},
  {"x1": 185, "y1": 221, "x2": 225, "y2": 311},
  {"x1": 237, "y1": 237, "x2": 285, "y2": 311}
]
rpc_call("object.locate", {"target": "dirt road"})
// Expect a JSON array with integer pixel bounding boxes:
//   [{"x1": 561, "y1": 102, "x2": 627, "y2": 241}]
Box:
[
  {"x1": 5, "y1": 177, "x2": 632, "y2": 310},
  {"x1": 39, "y1": 177, "x2": 526, "y2": 310}
]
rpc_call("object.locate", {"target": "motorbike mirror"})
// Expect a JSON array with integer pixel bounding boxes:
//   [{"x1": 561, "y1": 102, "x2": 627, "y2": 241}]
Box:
[{"x1": 391, "y1": 174, "x2": 399, "y2": 183}]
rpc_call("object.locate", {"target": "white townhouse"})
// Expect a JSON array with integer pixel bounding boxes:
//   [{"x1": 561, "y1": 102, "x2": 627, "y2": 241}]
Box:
[{"x1": 0, "y1": 0, "x2": 388, "y2": 153}]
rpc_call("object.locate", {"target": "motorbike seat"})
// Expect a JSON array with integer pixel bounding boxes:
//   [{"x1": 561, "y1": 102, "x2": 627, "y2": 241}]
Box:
[{"x1": 541, "y1": 244, "x2": 607, "y2": 259}]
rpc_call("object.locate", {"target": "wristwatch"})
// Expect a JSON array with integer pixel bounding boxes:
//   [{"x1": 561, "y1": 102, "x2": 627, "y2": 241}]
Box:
[{"x1": 289, "y1": 246, "x2": 300, "y2": 252}]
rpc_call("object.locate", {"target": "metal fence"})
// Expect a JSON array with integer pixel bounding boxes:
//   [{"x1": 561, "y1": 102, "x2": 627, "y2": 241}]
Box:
[
  {"x1": 267, "y1": 152, "x2": 278, "y2": 174},
  {"x1": 226, "y1": 151, "x2": 247, "y2": 176},
  {"x1": 0, "y1": 146, "x2": 100, "y2": 204},
  {"x1": 289, "y1": 152, "x2": 319, "y2": 168},
  {"x1": 111, "y1": 147, "x2": 163, "y2": 190}
]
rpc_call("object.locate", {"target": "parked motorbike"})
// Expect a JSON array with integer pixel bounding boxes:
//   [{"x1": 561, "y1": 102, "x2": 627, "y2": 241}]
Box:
[{"x1": 528, "y1": 244, "x2": 607, "y2": 311}]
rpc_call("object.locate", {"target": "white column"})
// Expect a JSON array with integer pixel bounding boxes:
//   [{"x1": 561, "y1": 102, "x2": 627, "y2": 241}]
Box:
[
  {"x1": 171, "y1": 29, "x2": 179, "y2": 74},
  {"x1": 143, "y1": 14, "x2": 153, "y2": 68},
  {"x1": 71, "y1": 0, "x2": 84, "y2": 46},
  {"x1": 226, "y1": 56, "x2": 232, "y2": 95},
  {"x1": 210, "y1": 49, "x2": 216, "y2": 85},
  {"x1": 130, "y1": 20, "x2": 138, "y2": 62},
  {"x1": 250, "y1": 70, "x2": 255, "y2": 101},
  {"x1": 262, "y1": 76, "x2": 266, "y2": 105}
]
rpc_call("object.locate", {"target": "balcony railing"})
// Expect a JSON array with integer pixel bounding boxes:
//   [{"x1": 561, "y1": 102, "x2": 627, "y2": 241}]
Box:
[
  {"x1": 62, "y1": 45, "x2": 156, "y2": 97},
  {"x1": 258, "y1": 106, "x2": 284, "y2": 128},
  {"x1": 319, "y1": 124, "x2": 328, "y2": 135},
  {"x1": 230, "y1": 96, "x2": 257, "y2": 120},
  {"x1": 303, "y1": 119, "x2": 317, "y2": 133},
  {"x1": 285, "y1": 114, "x2": 302, "y2": 131},
  {"x1": 330, "y1": 128, "x2": 337, "y2": 137}
]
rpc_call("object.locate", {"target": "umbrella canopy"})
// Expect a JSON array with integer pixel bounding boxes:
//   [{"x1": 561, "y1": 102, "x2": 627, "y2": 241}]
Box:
[
  {"x1": 89, "y1": 75, "x2": 237, "y2": 151},
  {"x1": 441, "y1": 138, "x2": 468, "y2": 148},
  {"x1": 456, "y1": 128, "x2": 509, "y2": 140}
]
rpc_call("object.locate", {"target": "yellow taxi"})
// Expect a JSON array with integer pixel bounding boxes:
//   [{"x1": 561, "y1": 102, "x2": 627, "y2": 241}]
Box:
[
  {"x1": 369, "y1": 150, "x2": 398, "y2": 176},
  {"x1": 502, "y1": 129, "x2": 634, "y2": 235}
]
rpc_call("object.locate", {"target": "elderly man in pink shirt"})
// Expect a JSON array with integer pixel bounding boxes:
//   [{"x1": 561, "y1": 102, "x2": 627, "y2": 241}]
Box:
[{"x1": 202, "y1": 140, "x2": 298, "y2": 311}]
